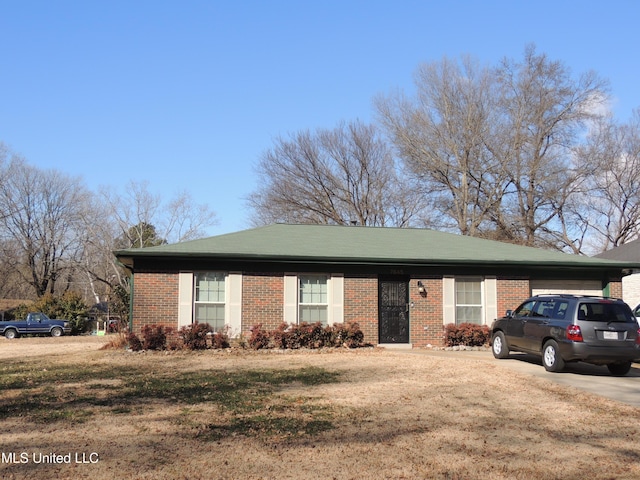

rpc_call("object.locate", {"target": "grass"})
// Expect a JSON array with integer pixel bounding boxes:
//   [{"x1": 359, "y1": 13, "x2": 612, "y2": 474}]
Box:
[
  {"x1": 3, "y1": 341, "x2": 640, "y2": 479},
  {"x1": 0, "y1": 356, "x2": 342, "y2": 439}
]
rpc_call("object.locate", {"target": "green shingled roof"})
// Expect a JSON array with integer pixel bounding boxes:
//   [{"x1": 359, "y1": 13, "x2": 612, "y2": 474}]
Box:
[{"x1": 115, "y1": 224, "x2": 636, "y2": 269}]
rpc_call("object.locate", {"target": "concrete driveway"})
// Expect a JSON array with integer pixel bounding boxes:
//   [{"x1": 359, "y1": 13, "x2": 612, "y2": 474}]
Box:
[
  {"x1": 493, "y1": 352, "x2": 640, "y2": 407},
  {"x1": 403, "y1": 349, "x2": 640, "y2": 407}
]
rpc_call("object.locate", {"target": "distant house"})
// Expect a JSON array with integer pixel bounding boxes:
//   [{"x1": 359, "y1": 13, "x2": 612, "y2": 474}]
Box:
[
  {"x1": 114, "y1": 224, "x2": 636, "y2": 348},
  {"x1": 596, "y1": 239, "x2": 640, "y2": 309}
]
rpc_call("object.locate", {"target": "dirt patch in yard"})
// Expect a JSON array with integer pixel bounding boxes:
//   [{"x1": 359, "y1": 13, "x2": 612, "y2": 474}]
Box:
[{"x1": 0, "y1": 336, "x2": 639, "y2": 479}]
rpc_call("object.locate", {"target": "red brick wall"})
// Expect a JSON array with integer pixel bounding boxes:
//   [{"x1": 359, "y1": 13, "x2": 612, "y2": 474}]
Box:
[
  {"x1": 342, "y1": 276, "x2": 445, "y2": 347},
  {"x1": 497, "y1": 277, "x2": 530, "y2": 319},
  {"x1": 608, "y1": 279, "x2": 623, "y2": 299},
  {"x1": 130, "y1": 271, "x2": 623, "y2": 348},
  {"x1": 132, "y1": 272, "x2": 179, "y2": 334},
  {"x1": 242, "y1": 273, "x2": 284, "y2": 334},
  {"x1": 344, "y1": 275, "x2": 378, "y2": 345},
  {"x1": 409, "y1": 277, "x2": 444, "y2": 348}
]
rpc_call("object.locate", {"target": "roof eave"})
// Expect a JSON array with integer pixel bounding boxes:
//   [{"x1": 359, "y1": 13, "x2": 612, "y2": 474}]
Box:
[{"x1": 114, "y1": 251, "x2": 639, "y2": 271}]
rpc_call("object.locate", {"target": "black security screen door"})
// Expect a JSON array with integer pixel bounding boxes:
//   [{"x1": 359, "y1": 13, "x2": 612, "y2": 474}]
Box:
[{"x1": 379, "y1": 278, "x2": 410, "y2": 344}]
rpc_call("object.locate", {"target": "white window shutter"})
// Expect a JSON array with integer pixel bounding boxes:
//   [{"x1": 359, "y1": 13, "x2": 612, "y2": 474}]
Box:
[
  {"x1": 284, "y1": 274, "x2": 298, "y2": 324},
  {"x1": 484, "y1": 277, "x2": 497, "y2": 326},
  {"x1": 330, "y1": 274, "x2": 344, "y2": 325},
  {"x1": 227, "y1": 273, "x2": 242, "y2": 337},
  {"x1": 178, "y1": 272, "x2": 193, "y2": 327},
  {"x1": 443, "y1": 276, "x2": 455, "y2": 325}
]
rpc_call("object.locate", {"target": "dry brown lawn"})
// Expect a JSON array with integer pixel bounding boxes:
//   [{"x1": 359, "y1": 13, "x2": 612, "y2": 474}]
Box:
[{"x1": 1, "y1": 336, "x2": 639, "y2": 480}]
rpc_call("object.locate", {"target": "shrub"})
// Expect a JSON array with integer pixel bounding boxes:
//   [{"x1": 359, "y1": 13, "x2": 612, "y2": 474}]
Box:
[
  {"x1": 304, "y1": 322, "x2": 327, "y2": 348},
  {"x1": 210, "y1": 329, "x2": 230, "y2": 349},
  {"x1": 343, "y1": 322, "x2": 365, "y2": 348},
  {"x1": 127, "y1": 332, "x2": 143, "y2": 351},
  {"x1": 167, "y1": 336, "x2": 183, "y2": 350},
  {"x1": 176, "y1": 323, "x2": 231, "y2": 350},
  {"x1": 179, "y1": 323, "x2": 212, "y2": 350},
  {"x1": 248, "y1": 322, "x2": 366, "y2": 350},
  {"x1": 444, "y1": 323, "x2": 490, "y2": 347},
  {"x1": 141, "y1": 325, "x2": 171, "y2": 350},
  {"x1": 9, "y1": 292, "x2": 90, "y2": 334},
  {"x1": 271, "y1": 322, "x2": 293, "y2": 349},
  {"x1": 273, "y1": 322, "x2": 324, "y2": 349},
  {"x1": 248, "y1": 324, "x2": 270, "y2": 350}
]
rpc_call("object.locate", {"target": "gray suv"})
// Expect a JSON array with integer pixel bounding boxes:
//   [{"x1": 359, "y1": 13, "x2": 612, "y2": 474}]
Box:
[{"x1": 491, "y1": 295, "x2": 640, "y2": 375}]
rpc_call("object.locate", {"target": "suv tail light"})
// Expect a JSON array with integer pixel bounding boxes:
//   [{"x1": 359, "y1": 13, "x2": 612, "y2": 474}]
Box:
[
  {"x1": 636, "y1": 329, "x2": 640, "y2": 346},
  {"x1": 566, "y1": 325, "x2": 583, "y2": 342}
]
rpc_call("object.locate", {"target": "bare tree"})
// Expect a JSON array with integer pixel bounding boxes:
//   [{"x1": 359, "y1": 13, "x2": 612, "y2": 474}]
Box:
[
  {"x1": 0, "y1": 157, "x2": 90, "y2": 297},
  {"x1": 376, "y1": 46, "x2": 609, "y2": 251},
  {"x1": 577, "y1": 109, "x2": 640, "y2": 251},
  {"x1": 164, "y1": 190, "x2": 219, "y2": 242},
  {"x1": 76, "y1": 196, "x2": 122, "y2": 304},
  {"x1": 101, "y1": 180, "x2": 218, "y2": 248},
  {"x1": 249, "y1": 120, "x2": 420, "y2": 227},
  {"x1": 491, "y1": 45, "x2": 609, "y2": 250},
  {"x1": 376, "y1": 56, "x2": 508, "y2": 236},
  {"x1": 80, "y1": 182, "x2": 218, "y2": 310},
  {"x1": 0, "y1": 145, "x2": 218, "y2": 306}
]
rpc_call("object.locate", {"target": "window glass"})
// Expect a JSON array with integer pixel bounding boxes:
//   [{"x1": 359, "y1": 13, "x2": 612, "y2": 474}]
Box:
[
  {"x1": 455, "y1": 278, "x2": 482, "y2": 325},
  {"x1": 514, "y1": 300, "x2": 536, "y2": 317},
  {"x1": 532, "y1": 300, "x2": 569, "y2": 318},
  {"x1": 299, "y1": 275, "x2": 328, "y2": 324},
  {"x1": 194, "y1": 272, "x2": 225, "y2": 330},
  {"x1": 195, "y1": 272, "x2": 225, "y2": 303},
  {"x1": 578, "y1": 302, "x2": 634, "y2": 323}
]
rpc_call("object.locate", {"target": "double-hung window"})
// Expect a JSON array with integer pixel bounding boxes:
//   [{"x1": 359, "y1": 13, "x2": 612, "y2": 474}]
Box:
[
  {"x1": 298, "y1": 275, "x2": 328, "y2": 324},
  {"x1": 455, "y1": 278, "x2": 483, "y2": 325},
  {"x1": 194, "y1": 272, "x2": 226, "y2": 331}
]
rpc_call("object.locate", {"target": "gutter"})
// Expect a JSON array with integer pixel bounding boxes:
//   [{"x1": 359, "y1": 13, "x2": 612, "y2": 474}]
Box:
[{"x1": 114, "y1": 252, "x2": 640, "y2": 272}]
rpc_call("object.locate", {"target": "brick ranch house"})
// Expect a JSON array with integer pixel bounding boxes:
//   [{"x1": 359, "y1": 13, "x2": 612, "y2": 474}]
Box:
[{"x1": 114, "y1": 224, "x2": 637, "y2": 348}]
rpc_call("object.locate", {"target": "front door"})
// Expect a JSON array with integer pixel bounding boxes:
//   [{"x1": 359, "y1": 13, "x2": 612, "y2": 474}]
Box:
[{"x1": 379, "y1": 278, "x2": 410, "y2": 344}]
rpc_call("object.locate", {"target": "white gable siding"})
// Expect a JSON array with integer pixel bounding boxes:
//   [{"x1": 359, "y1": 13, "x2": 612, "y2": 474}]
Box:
[
  {"x1": 530, "y1": 280, "x2": 602, "y2": 296},
  {"x1": 622, "y1": 273, "x2": 640, "y2": 310}
]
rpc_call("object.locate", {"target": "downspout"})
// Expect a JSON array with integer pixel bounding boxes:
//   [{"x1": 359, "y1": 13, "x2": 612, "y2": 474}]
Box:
[{"x1": 129, "y1": 274, "x2": 134, "y2": 331}]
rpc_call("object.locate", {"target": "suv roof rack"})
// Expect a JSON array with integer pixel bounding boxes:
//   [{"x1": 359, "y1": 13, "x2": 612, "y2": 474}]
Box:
[{"x1": 532, "y1": 294, "x2": 623, "y2": 302}]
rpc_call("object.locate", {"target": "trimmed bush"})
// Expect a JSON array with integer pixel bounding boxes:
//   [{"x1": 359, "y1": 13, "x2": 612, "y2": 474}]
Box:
[
  {"x1": 127, "y1": 332, "x2": 143, "y2": 351},
  {"x1": 248, "y1": 322, "x2": 366, "y2": 350},
  {"x1": 141, "y1": 325, "x2": 171, "y2": 350},
  {"x1": 210, "y1": 330, "x2": 230, "y2": 349},
  {"x1": 444, "y1": 323, "x2": 490, "y2": 347},
  {"x1": 127, "y1": 325, "x2": 176, "y2": 351},
  {"x1": 179, "y1": 323, "x2": 212, "y2": 350},
  {"x1": 248, "y1": 324, "x2": 271, "y2": 350}
]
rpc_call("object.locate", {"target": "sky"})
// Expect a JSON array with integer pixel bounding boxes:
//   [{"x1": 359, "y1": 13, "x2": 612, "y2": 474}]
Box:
[{"x1": 1, "y1": 0, "x2": 638, "y2": 238}]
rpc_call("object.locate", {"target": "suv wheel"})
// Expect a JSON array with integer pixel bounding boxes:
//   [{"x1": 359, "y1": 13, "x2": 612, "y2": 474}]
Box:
[
  {"x1": 607, "y1": 361, "x2": 632, "y2": 376},
  {"x1": 542, "y1": 340, "x2": 565, "y2": 372},
  {"x1": 491, "y1": 331, "x2": 510, "y2": 359}
]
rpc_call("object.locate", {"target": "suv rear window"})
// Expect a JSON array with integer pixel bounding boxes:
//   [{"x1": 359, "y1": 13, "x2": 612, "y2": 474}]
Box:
[{"x1": 577, "y1": 302, "x2": 634, "y2": 323}]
